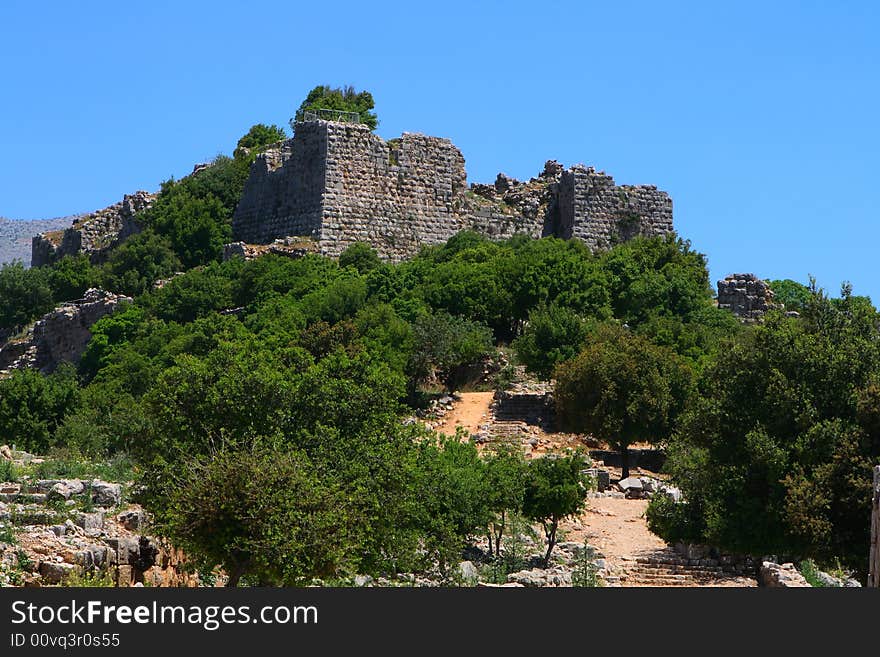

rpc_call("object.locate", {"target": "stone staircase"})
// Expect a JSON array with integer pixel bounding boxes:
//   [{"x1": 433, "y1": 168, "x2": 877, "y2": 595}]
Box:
[
  {"x1": 617, "y1": 548, "x2": 758, "y2": 587},
  {"x1": 486, "y1": 387, "x2": 553, "y2": 443}
]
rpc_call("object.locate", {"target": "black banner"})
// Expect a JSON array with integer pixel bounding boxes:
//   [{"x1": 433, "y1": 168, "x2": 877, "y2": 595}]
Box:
[{"x1": 0, "y1": 587, "x2": 874, "y2": 654}]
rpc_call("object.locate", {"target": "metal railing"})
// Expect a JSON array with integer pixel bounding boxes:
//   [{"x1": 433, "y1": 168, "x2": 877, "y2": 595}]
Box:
[{"x1": 290, "y1": 108, "x2": 361, "y2": 130}]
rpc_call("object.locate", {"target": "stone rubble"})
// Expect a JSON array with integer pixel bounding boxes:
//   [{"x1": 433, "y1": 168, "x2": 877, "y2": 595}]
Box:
[
  {"x1": 0, "y1": 288, "x2": 131, "y2": 375},
  {"x1": 31, "y1": 191, "x2": 155, "y2": 267},
  {"x1": 717, "y1": 273, "x2": 778, "y2": 320}
]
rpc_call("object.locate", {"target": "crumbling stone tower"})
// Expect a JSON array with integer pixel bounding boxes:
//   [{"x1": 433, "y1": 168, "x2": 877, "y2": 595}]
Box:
[{"x1": 231, "y1": 119, "x2": 674, "y2": 260}]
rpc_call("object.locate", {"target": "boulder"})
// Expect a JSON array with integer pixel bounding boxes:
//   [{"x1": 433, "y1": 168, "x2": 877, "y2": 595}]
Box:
[
  {"x1": 74, "y1": 511, "x2": 104, "y2": 533},
  {"x1": 760, "y1": 561, "x2": 810, "y2": 587},
  {"x1": 38, "y1": 561, "x2": 76, "y2": 584},
  {"x1": 90, "y1": 480, "x2": 121, "y2": 507},
  {"x1": 457, "y1": 561, "x2": 479, "y2": 582},
  {"x1": 48, "y1": 480, "x2": 85, "y2": 500},
  {"x1": 618, "y1": 477, "x2": 644, "y2": 498},
  {"x1": 117, "y1": 509, "x2": 146, "y2": 532}
]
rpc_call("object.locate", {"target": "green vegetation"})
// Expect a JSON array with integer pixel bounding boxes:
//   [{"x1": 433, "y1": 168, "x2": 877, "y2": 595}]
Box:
[
  {"x1": 4, "y1": 114, "x2": 876, "y2": 585},
  {"x1": 296, "y1": 85, "x2": 379, "y2": 130},
  {"x1": 555, "y1": 323, "x2": 694, "y2": 479},
  {"x1": 768, "y1": 278, "x2": 811, "y2": 312},
  {"x1": 522, "y1": 452, "x2": 591, "y2": 566},
  {"x1": 0, "y1": 260, "x2": 53, "y2": 331},
  {"x1": 647, "y1": 282, "x2": 880, "y2": 578},
  {"x1": 233, "y1": 123, "x2": 286, "y2": 159}
]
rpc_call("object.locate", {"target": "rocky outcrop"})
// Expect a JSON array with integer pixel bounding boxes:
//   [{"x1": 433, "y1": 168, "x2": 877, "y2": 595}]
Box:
[
  {"x1": 760, "y1": 561, "x2": 811, "y2": 587},
  {"x1": 0, "y1": 288, "x2": 131, "y2": 375},
  {"x1": 232, "y1": 119, "x2": 674, "y2": 261},
  {"x1": 0, "y1": 447, "x2": 200, "y2": 587},
  {"x1": 717, "y1": 273, "x2": 777, "y2": 320},
  {"x1": 30, "y1": 191, "x2": 155, "y2": 267}
]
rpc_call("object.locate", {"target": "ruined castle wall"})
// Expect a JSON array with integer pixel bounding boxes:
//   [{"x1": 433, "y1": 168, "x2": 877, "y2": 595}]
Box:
[
  {"x1": 318, "y1": 124, "x2": 469, "y2": 260},
  {"x1": 559, "y1": 166, "x2": 673, "y2": 249},
  {"x1": 30, "y1": 192, "x2": 154, "y2": 267},
  {"x1": 230, "y1": 122, "x2": 675, "y2": 260},
  {"x1": 231, "y1": 124, "x2": 328, "y2": 244}
]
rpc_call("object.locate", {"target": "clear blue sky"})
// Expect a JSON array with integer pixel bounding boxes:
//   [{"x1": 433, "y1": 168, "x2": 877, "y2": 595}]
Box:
[{"x1": 1, "y1": 1, "x2": 877, "y2": 299}]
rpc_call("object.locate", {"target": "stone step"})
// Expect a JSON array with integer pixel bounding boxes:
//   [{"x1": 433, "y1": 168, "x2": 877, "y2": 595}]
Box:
[{"x1": 626, "y1": 567, "x2": 725, "y2": 579}]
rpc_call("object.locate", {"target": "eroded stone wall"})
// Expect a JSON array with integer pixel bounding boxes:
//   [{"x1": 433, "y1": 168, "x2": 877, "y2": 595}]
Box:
[
  {"x1": 717, "y1": 273, "x2": 777, "y2": 320},
  {"x1": 231, "y1": 125, "x2": 328, "y2": 244},
  {"x1": 0, "y1": 288, "x2": 131, "y2": 375},
  {"x1": 31, "y1": 192, "x2": 154, "y2": 267},
  {"x1": 557, "y1": 166, "x2": 673, "y2": 248},
  {"x1": 231, "y1": 119, "x2": 674, "y2": 260}
]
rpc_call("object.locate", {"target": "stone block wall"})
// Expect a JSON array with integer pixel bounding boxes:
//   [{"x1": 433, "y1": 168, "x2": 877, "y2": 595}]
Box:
[
  {"x1": 231, "y1": 125, "x2": 328, "y2": 244},
  {"x1": 319, "y1": 125, "x2": 469, "y2": 260},
  {"x1": 31, "y1": 191, "x2": 154, "y2": 267},
  {"x1": 231, "y1": 119, "x2": 675, "y2": 260},
  {"x1": 557, "y1": 166, "x2": 673, "y2": 248},
  {"x1": 717, "y1": 273, "x2": 777, "y2": 320},
  {"x1": 0, "y1": 288, "x2": 131, "y2": 375}
]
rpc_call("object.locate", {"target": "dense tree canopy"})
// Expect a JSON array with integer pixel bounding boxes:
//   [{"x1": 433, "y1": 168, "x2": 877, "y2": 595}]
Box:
[
  {"x1": 555, "y1": 323, "x2": 694, "y2": 478},
  {"x1": 295, "y1": 85, "x2": 379, "y2": 130},
  {"x1": 649, "y1": 286, "x2": 880, "y2": 576}
]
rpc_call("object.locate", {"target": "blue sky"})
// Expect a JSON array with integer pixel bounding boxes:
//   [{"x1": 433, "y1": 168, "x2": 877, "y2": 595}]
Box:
[{"x1": 1, "y1": 1, "x2": 877, "y2": 299}]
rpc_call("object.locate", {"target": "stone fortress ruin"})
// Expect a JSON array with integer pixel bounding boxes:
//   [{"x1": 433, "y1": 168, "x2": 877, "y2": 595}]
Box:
[
  {"x1": 229, "y1": 118, "x2": 675, "y2": 260},
  {"x1": 30, "y1": 117, "x2": 675, "y2": 267}
]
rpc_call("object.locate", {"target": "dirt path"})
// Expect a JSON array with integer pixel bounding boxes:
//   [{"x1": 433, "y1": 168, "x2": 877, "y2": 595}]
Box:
[
  {"x1": 562, "y1": 497, "x2": 756, "y2": 587},
  {"x1": 564, "y1": 497, "x2": 665, "y2": 570},
  {"x1": 435, "y1": 392, "x2": 495, "y2": 437}
]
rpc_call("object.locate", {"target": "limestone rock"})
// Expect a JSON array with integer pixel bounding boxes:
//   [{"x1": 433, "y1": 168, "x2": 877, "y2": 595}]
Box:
[
  {"x1": 717, "y1": 274, "x2": 777, "y2": 321},
  {"x1": 38, "y1": 560, "x2": 76, "y2": 584},
  {"x1": 90, "y1": 481, "x2": 122, "y2": 507},
  {"x1": 760, "y1": 561, "x2": 811, "y2": 587}
]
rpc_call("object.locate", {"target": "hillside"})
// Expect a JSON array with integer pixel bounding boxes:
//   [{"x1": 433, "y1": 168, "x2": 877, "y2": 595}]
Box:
[
  {"x1": 1, "y1": 108, "x2": 877, "y2": 590},
  {"x1": 0, "y1": 216, "x2": 75, "y2": 266}
]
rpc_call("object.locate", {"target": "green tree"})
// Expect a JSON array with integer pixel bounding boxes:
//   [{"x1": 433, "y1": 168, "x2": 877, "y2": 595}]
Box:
[
  {"x1": 522, "y1": 453, "x2": 590, "y2": 566},
  {"x1": 45, "y1": 255, "x2": 101, "y2": 302},
  {"x1": 483, "y1": 445, "x2": 528, "y2": 557},
  {"x1": 768, "y1": 278, "x2": 811, "y2": 313},
  {"x1": 0, "y1": 365, "x2": 80, "y2": 453},
  {"x1": 100, "y1": 231, "x2": 182, "y2": 297},
  {"x1": 555, "y1": 323, "x2": 693, "y2": 478},
  {"x1": 0, "y1": 261, "x2": 53, "y2": 330},
  {"x1": 407, "y1": 311, "x2": 494, "y2": 391},
  {"x1": 296, "y1": 85, "x2": 378, "y2": 130},
  {"x1": 156, "y1": 446, "x2": 349, "y2": 586},
  {"x1": 233, "y1": 123, "x2": 286, "y2": 160},
  {"x1": 651, "y1": 285, "x2": 880, "y2": 575},
  {"x1": 513, "y1": 304, "x2": 592, "y2": 379},
  {"x1": 413, "y1": 435, "x2": 492, "y2": 576},
  {"x1": 339, "y1": 242, "x2": 382, "y2": 274}
]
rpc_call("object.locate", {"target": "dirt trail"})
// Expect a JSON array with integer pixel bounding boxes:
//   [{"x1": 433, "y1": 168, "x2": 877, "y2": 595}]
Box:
[
  {"x1": 435, "y1": 392, "x2": 495, "y2": 437},
  {"x1": 563, "y1": 498, "x2": 756, "y2": 587},
  {"x1": 564, "y1": 497, "x2": 664, "y2": 569}
]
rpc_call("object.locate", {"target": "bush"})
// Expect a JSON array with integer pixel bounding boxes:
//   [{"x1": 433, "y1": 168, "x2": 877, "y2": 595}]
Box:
[
  {"x1": 155, "y1": 446, "x2": 349, "y2": 586},
  {"x1": 234, "y1": 124, "x2": 286, "y2": 160},
  {"x1": 0, "y1": 365, "x2": 80, "y2": 454},
  {"x1": 0, "y1": 261, "x2": 53, "y2": 330},
  {"x1": 296, "y1": 85, "x2": 379, "y2": 130},
  {"x1": 513, "y1": 304, "x2": 592, "y2": 379},
  {"x1": 522, "y1": 453, "x2": 590, "y2": 566},
  {"x1": 407, "y1": 311, "x2": 494, "y2": 391}
]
